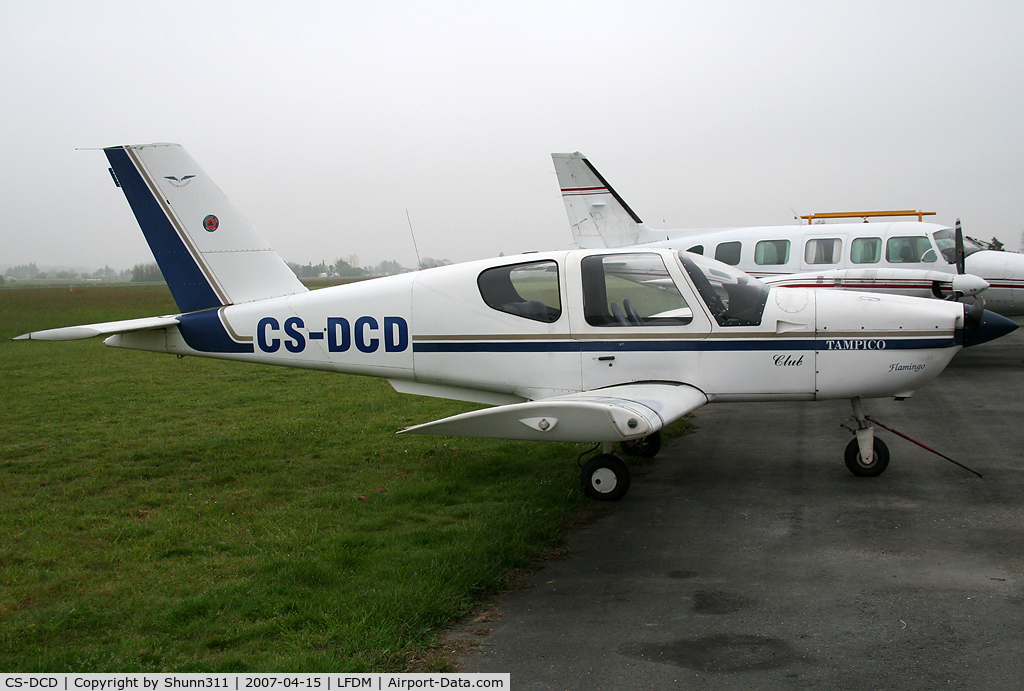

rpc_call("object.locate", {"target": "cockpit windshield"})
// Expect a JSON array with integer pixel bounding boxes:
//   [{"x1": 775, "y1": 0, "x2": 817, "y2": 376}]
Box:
[
  {"x1": 932, "y1": 228, "x2": 985, "y2": 263},
  {"x1": 677, "y1": 251, "x2": 769, "y2": 327}
]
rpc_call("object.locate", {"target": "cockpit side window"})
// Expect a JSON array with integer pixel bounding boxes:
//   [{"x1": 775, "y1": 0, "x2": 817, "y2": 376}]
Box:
[
  {"x1": 581, "y1": 254, "x2": 693, "y2": 327},
  {"x1": 478, "y1": 260, "x2": 561, "y2": 322},
  {"x1": 932, "y1": 228, "x2": 984, "y2": 263},
  {"x1": 677, "y1": 252, "x2": 769, "y2": 327},
  {"x1": 886, "y1": 236, "x2": 936, "y2": 263}
]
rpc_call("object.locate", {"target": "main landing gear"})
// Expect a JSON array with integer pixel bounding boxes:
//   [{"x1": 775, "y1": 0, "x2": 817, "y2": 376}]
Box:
[
  {"x1": 843, "y1": 397, "x2": 890, "y2": 477},
  {"x1": 579, "y1": 432, "x2": 662, "y2": 501},
  {"x1": 580, "y1": 451, "x2": 631, "y2": 501}
]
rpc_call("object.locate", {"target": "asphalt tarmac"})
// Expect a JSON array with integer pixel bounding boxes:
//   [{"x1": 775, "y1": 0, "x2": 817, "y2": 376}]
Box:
[{"x1": 457, "y1": 328, "x2": 1024, "y2": 689}]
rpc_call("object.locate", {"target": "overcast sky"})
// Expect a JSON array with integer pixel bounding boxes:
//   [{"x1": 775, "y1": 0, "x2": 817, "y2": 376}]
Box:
[{"x1": 2, "y1": 0, "x2": 1022, "y2": 272}]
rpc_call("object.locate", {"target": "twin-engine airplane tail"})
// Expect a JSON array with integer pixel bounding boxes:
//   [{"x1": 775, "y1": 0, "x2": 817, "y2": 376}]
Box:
[
  {"x1": 105, "y1": 143, "x2": 307, "y2": 311},
  {"x1": 552, "y1": 152, "x2": 657, "y2": 249}
]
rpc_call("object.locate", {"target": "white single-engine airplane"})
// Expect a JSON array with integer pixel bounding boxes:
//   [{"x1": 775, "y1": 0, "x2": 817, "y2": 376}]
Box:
[
  {"x1": 16, "y1": 144, "x2": 1018, "y2": 500},
  {"x1": 553, "y1": 152, "x2": 1024, "y2": 316}
]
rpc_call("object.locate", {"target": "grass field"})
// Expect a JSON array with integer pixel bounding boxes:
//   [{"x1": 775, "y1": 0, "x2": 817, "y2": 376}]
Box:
[{"x1": 0, "y1": 284, "x2": 621, "y2": 672}]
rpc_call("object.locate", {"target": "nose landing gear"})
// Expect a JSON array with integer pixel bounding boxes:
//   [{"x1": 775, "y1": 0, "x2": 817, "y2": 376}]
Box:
[
  {"x1": 843, "y1": 397, "x2": 890, "y2": 477},
  {"x1": 841, "y1": 397, "x2": 983, "y2": 478}
]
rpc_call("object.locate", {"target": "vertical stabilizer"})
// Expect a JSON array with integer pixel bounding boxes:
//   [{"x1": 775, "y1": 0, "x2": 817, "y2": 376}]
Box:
[
  {"x1": 105, "y1": 143, "x2": 307, "y2": 313},
  {"x1": 552, "y1": 152, "x2": 646, "y2": 248}
]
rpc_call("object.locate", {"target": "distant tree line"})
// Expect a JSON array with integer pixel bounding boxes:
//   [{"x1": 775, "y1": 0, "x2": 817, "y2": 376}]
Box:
[
  {"x1": 131, "y1": 263, "x2": 165, "y2": 283},
  {"x1": 1, "y1": 255, "x2": 455, "y2": 286},
  {"x1": 4, "y1": 263, "x2": 129, "y2": 282},
  {"x1": 285, "y1": 256, "x2": 452, "y2": 279}
]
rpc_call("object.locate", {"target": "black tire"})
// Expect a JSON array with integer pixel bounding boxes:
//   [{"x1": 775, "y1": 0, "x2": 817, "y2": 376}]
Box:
[
  {"x1": 620, "y1": 430, "x2": 662, "y2": 459},
  {"x1": 844, "y1": 437, "x2": 890, "y2": 477},
  {"x1": 580, "y1": 454, "x2": 631, "y2": 501}
]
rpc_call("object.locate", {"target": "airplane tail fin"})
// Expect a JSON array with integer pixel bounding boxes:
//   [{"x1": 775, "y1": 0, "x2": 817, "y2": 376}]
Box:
[
  {"x1": 552, "y1": 152, "x2": 647, "y2": 249},
  {"x1": 104, "y1": 143, "x2": 307, "y2": 313}
]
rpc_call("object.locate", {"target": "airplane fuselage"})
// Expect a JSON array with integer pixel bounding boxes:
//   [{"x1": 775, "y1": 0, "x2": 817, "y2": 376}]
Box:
[
  {"x1": 621, "y1": 223, "x2": 1023, "y2": 316},
  {"x1": 106, "y1": 247, "x2": 970, "y2": 407}
]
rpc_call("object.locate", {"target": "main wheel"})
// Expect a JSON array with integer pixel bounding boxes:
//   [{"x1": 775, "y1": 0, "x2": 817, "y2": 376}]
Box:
[
  {"x1": 620, "y1": 430, "x2": 662, "y2": 459},
  {"x1": 844, "y1": 437, "x2": 890, "y2": 477},
  {"x1": 580, "y1": 454, "x2": 631, "y2": 501}
]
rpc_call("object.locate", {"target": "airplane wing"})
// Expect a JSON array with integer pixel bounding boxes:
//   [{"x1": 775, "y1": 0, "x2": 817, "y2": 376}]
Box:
[
  {"x1": 398, "y1": 382, "x2": 708, "y2": 442},
  {"x1": 13, "y1": 315, "x2": 180, "y2": 341}
]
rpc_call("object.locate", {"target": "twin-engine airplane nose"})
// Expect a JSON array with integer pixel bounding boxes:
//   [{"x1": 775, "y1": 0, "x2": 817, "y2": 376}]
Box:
[{"x1": 962, "y1": 302, "x2": 1019, "y2": 347}]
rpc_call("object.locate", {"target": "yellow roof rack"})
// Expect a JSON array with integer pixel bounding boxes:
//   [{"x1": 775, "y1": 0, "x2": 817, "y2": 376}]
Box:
[{"x1": 798, "y1": 210, "x2": 936, "y2": 223}]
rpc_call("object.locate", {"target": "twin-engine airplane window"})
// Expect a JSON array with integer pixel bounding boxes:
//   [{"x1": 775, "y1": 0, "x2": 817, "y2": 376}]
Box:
[
  {"x1": 582, "y1": 253, "x2": 693, "y2": 327},
  {"x1": 851, "y1": 237, "x2": 882, "y2": 264},
  {"x1": 478, "y1": 260, "x2": 561, "y2": 323},
  {"x1": 887, "y1": 236, "x2": 937, "y2": 263},
  {"x1": 804, "y1": 238, "x2": 843, "y2": 265},
  {"x1": 754, "y1": 240, "x2": 790, "y2": 265},
  {"x1": 715, "y1": 242, "x2": 742, "y2": 266},
  {"x1": 933, "y1": 228, "x2": 983, "y2": 262}
]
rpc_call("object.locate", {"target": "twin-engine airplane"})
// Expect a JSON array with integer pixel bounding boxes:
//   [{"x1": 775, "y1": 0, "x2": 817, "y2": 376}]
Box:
[
  {"x1": 16, "y1": 144, "x2": 1018, "y2": 500},
  {"x1": 553, "y1": 152, "x2": 1024, "y2": 316}
]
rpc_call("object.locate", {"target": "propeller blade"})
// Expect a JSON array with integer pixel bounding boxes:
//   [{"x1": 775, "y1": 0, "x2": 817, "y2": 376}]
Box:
[
  {"x1": 968, "y1": 296, "x2": 986, "y2": 328},
  {"x1": 955, "y1": 218, "x2": 966, "y2": 275}
]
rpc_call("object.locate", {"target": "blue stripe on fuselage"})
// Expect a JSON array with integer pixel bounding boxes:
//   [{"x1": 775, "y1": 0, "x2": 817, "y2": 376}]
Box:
[
  {"x1": 177, "y1": 309, "x2": 254, "y2": 353},
  {"x1": 412, "y1": 336, "x2": 958, "y2": 354},
  {"x1": 104, "y1": 147, "x2": 223, "y2": 313}
]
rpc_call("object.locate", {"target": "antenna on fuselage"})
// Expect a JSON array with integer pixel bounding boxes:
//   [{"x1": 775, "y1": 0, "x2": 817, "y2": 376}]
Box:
[{"x1": 405, "y1": 209, "x2": 422, "y2": 270}]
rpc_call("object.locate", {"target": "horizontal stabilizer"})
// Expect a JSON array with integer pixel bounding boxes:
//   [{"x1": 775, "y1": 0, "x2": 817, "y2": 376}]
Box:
[
  {"x1": 399, "y1": 382, "x2": 707, "y2": 442},
  {"x1": 14, "y1": 315, "x2": 179, "y2": 341}
]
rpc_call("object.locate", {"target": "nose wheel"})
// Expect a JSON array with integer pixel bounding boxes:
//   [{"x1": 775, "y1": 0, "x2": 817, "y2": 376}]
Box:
[
  {"x1": 843, "y1": 396, "x2": 890, "y2": 477},
  {"x1": 844, "y1": 436, "x2": 890, "y2": 476}
]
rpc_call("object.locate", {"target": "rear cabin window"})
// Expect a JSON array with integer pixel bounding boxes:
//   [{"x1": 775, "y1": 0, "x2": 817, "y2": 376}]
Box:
[
  {"x1": 851, "y1": 237, "x2": 882, "y2": 264},
  {"x1": 581, "y1": 253, "x2": 693, "y2": 327},
  {"x1": 715, "y1": 242, "x2": 742, "y2": 266},
  {"x1": 804, "y1": 238, "x2": 842, "y2": 265},
  {"x1": 886, "y1": 236, "x2": 937, "y2": 263},
  {"x1": 754, "y1": 240, "x2": 790, "y2": 266},
  {"x1": 478, "y1": 260, "x2": 561, "y2": 322}
]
